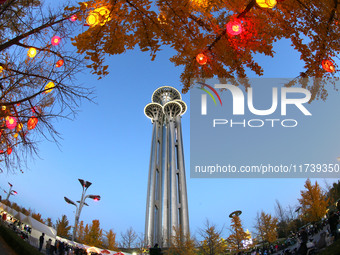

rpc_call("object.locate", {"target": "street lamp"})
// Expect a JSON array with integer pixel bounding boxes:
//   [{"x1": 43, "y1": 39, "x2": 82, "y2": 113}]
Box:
[
  {"x1": 5, "y1": 182, "x2": 18, "y2": 201},
  {"x1": 64, "y1": 178, "x2": 101, "y2": 241}
]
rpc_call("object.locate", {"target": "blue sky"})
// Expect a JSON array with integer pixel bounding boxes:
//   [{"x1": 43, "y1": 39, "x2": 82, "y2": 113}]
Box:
[{"x1": 1, "y1": 1, "x2": 340, "y2": 243}]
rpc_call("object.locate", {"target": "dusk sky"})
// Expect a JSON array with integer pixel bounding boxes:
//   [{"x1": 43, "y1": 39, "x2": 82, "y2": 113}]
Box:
[{"x1": 0, "y1": 0, "x2": 339, "y2": 244}]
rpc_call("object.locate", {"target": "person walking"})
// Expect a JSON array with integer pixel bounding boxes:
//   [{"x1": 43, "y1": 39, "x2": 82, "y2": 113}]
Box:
[
  {"x1": 39, "y1": 233, "x2": 45, "y2": 252},
  {"x1": 46, "y1": 238, "x2": 52, "y2": 255},
  {"x1": 329, "y1": 212, "x2": 339, "y2": 241}
]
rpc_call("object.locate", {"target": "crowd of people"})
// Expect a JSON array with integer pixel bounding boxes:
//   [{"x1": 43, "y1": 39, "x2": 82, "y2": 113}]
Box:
[
  {"x1": 239, "y1": 210, "x2": 340, "y2": 255},
  {"x1": 38, "y1": 233, "x2": 94, "y2": 255}
]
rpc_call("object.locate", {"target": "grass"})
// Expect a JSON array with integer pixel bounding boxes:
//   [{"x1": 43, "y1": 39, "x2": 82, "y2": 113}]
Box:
[
  {"x1": 0, "y1": 224, "x2": 43, "y2": 255},
  {"x1": 318, "y1": 238, "x2": 340, "y2": 255}
]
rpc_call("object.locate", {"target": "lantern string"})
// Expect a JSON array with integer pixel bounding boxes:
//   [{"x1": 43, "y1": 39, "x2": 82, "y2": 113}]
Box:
[{"x1": 14, "y1": 42, "x2": 64, "y2": 59}]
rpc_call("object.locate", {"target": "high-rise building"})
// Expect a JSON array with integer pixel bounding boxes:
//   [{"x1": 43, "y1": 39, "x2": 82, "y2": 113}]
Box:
[{"x1": 144, "y1": 86, "x2": 189, "y2": 247}]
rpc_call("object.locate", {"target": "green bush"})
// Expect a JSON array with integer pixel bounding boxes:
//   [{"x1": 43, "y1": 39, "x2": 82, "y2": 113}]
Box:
[{"x1": 0, "y1": 224, "x2": 43, "y2": 255}]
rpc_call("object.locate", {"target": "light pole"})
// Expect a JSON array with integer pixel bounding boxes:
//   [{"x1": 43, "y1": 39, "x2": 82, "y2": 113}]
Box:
[
  {"x1": 64, "y1": 179, "x2": 100, "y2": 241},
  {"x1": 5, "y1": 182, "x2": 17, "y2": 201}
]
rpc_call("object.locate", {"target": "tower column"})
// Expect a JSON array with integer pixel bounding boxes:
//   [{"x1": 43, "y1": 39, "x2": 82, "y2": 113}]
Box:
[{"x1": 144, "y1": 86, "x2": 189, "y2": 248}]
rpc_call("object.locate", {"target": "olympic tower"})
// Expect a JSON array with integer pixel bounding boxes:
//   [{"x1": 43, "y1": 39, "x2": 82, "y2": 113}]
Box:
[{"x1": 144, "y1": 86, "x2": 189, "y2": 247}]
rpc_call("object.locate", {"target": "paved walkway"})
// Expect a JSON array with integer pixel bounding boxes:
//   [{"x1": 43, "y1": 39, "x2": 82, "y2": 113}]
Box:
[{"x1": 0, "y1": 235, "x2": 18, "y2": 255}]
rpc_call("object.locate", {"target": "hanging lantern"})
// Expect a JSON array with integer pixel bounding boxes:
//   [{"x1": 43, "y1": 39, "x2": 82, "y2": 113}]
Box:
[
  {"x1": 191, "y1": 0, "x2": 209, "y2": 8},
  {"x1": 0, "y1": 66, "x2": 3, "y2": 73},
  {"x1": 13, "y1": 133, "x2": 18, "y2": 138},
  {"x1": 7, "y1": 147, "x2": 12, "y2": 155},
  {"x1": 256, "y1": 0, "x2": 277, "y2": 8},
  {"x1": 2, "y1": 106, "x2": 6, "y2": 110},
  {"x1": 44, "y1": 81, "x2": 55, "y2": 93},
  {"x1": 6, "y1": 116, "x2": 17, "y2": 130},
  {"x1": 56, "y1": 59, "x2": 64, "y2": 68},
  {"x1": 17, "y1": 123, "x2": 23, "y2": 132},
  {"x1": 86, "y1": 6, "x2": 111, "y2": 26},
  {"x1": 157, "y1": 13, "x2": 167, "y2": 25},
  {"x1": 69, "y1": 14, "x2": 77, "y2": 22},
  {"x1": 196, "y1": 53, "x2": 208, "y2": 65},
  {"x1": 27, "y1": 47, "x2": 37, "y2": 58},
  {"x1": 322, "y1": 59, "x2": 335, "y2": 72},
  {"x1": 51, "y1": 36, "x2": 61, "y2": 46},
  {"x1": 226, "y1": 20, "x2": 243, "y2": 35},
  {"x1": 86, "y1": 12, "x2": 100, "y2": 26},
  {"x1": 27, "y1": 116, "x2": 38, "y2": 130}
]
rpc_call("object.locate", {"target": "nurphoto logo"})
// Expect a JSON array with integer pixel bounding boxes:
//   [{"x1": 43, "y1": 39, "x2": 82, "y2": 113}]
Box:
[{"x1": 199, "y1": 82, "x2": 312, "y2": 128}]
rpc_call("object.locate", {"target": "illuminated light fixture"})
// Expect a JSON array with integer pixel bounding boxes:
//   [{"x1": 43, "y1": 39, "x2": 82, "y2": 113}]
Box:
[
  {"x1": 86, "y1": 6, "x2": 111, "y2": 26},
  {"x1": 0, "y1": 66, "x2": 3, "y2": 73},
  {"x1": 2, "y1": 106, "x2": 6, "y2": 110},
  {"x1": 322, "y1": 59, "x2": 335, "y2": 72},
  {"x1": 7, "y1": 147, "x2": 12, "y2": 155},
  {"x1": 86, "y1": 12, "x2": 100, "y2": 26},
  {"x1": 17, "y1": 123, "x2": 23, "y2": 132},
  {"x1": 256, "y1": 0, "x2": 277, "y2": 8},
  {"x1": 226, "y1": 20, "x2": 243, "y2": 35},
  {"x1": 56, "y1": 59, "x2": 64, "y2": 68},
  {"x1": 157, "y1": 13, "x2": 167, "y2": 25},
  {"x1": 88, "y1": 195, "x2": 101, "y2": 201},
  {"x1": 6, "y1": 116, "x2": 17, "y2": 130},
  {"x1": 27, "y1": 47, "x2": 37, "y2": 58},
  {"x1": 51, "y1": 36, "x2": 61, "y2": 46},
  {"x1": 27, "y1": 116, "x2": 38, "y2": 130},
  {"x1": 13, "y1": 133, "x2": 18, "y2": 138},
  {"x1": 196, "y1": 53, "x2": 208, "y2": 65},
  {"x1": 70, "y1": 14, "x2": 77, "y2": 22},
  {"x1": 44, "y1": 81, "x2": 55, "y2": 93},
  {"x1": 191, "y1": 0, "x2": 209, "y2": 8}
]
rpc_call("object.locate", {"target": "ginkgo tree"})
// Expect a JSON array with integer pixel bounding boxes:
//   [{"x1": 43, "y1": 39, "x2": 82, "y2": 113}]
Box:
[
  {"x1": 298, "y1": 178, "x2": 329, "y2": 223},
  {"x1": 227, "y1": 214, "x2": 249, "y2": 252},
  {"x1": 0, "y1": 0, "x2": 92, "y2": 172},
  {"x1": 72, "y1": 0, "x2": 339, "y2": 100}
]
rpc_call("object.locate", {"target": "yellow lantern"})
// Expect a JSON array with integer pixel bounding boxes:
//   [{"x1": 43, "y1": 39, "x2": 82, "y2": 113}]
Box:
[
  {"x1": 86, "y1": 12, "x2": 100, "y2": 26},
  {"x1": 0, "y1": 66, "x2": 3, "y2": 73},
  {"x1": 256, "y1": 0, "x2": 277, "y2": 8},
  {"x1": 191, "y1": 0, "x2": 209, "y2": 8},
  {"x1": 2, "y1": 106, "x2": 6, "y2": 111},
  {"x1": 44, "y1": 81, "x2": 55, "y2": 94},
  {"x1": 17, "y1": 123, "x2": 23, "y2": 132},
  {"x1": 86, "y1": 6, "x2": 111, "y2": 26},
  {"x1": 27, "y1": 47, "x2": 37, "y2": 58}
]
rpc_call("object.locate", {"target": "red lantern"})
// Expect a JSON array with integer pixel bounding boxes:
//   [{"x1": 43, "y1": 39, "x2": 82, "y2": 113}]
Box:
[
  {"x1": 27, "y1": 117, "x2": 38, "y2": 130},
  {"x1": 7, "y1": 147, "x2": 12, "y2": 155},
  {"x1": 6, "y1": 116, "x2": 17, "y2": 130},
  {"x1": 196, "y1": 53, "x2": 208, "y2": 65},
  {"x1": 322, "y1": 59, "x2": 335, "y2": 73},
  {"x1": 56, "y1": 59, "x2": 64, "y2": 67},
  {"x1": 69, "y1": 14, "x2": 77, "y2": 22},
  {"x1": 226, "y1": 20, "x2": 243, "y2": 36},
  {"x1": 51, "y1": 36, "x2": 61, "y2": 46}
]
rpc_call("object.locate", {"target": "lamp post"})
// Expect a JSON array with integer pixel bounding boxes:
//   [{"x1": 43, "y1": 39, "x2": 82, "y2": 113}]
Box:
[
  {"x1": 64, "y1": 179, "x2": 101, "y2": 241},
  {"x1": 5, "y1": 182, "x2": 17, "y2": 201}
]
